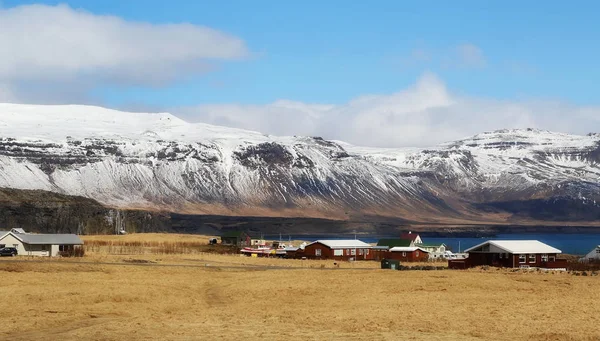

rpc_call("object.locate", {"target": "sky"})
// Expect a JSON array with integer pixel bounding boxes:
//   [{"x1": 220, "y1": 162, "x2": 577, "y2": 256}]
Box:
[{"x1": 1, "y1": 0, "x2": 600, "y2": 147}]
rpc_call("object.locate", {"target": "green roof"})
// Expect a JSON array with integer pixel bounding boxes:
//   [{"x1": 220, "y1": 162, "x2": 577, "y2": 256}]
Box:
[{"x1": 377, "y1": 239, "x2": 412, "y2": 247}]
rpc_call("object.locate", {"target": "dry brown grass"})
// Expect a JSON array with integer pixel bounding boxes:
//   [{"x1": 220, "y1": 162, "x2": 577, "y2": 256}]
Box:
[
  {"x1": 0, "y1": 255, "x2": 599, "y2": 341},
  {"x1": 1, "y1": 234, "x2": 597, "y2": 340},
  {"x1": 82, "y1": 233, "x2": 235, "y2": 256}
]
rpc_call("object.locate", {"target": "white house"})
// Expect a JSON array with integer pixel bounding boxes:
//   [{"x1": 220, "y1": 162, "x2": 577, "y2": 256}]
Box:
[
  {"x1": 415, "y1": 243, "x2": 447, "y2": 259},
  {"x1": 580, "y1": 245, "x2": 600, "y2": 263},
  {"x1": 0, "y1": 228, "x2": 83, "y2": 257}
]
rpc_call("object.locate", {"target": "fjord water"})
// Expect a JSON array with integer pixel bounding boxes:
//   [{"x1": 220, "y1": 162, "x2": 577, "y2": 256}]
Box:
[
  {"x1": 421, "y1": 233, "x2": 599, "y2": 255},
  {"x1": 272, "y1": 233, "x2": 600, "y2": 255}
]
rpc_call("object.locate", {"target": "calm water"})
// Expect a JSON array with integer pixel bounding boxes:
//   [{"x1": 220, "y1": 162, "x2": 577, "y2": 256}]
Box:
[{"x1": 267, "y1": 233, "x2": 600, "y2": 255}]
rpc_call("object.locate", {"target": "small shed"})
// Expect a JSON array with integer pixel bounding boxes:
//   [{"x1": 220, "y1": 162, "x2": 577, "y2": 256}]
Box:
[{"x1": 381, "y1": 259, "x2": 401, "y2": 270}]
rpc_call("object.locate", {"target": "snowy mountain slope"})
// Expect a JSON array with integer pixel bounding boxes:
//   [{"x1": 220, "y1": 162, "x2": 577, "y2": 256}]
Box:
[{"x1": 0, "y1": 103, "x2": 599, "y2": 223}]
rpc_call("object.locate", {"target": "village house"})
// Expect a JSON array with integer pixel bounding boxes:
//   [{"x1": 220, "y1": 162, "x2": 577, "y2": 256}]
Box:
[
  {"x1": 415, "y1": 242, "x2": 447, "y2": 259},
  {"x1": 400, "y1": 231, "x2": 422, "y2": 244},
  {"x1": 580, "y1": 245, "x2": 600, "y2": 263},
  {"x1": 220, "y1": 231, "x2": 251, "y2": 247},
  {"x1": 0, "y1": 228, "x2": 83, "y2": 257},
  {"x1": 303, "y1": 240, "x2": 373, "y2": 261},
  {"x1": 449, "y1": 240, "x2": 567, "y2": 270},
  {"x1": 387, "y1": 246, "x2": 429, "y2": 262},
  {"x1": 379, "y1": 233, "x2": 448, "y2": 260}
]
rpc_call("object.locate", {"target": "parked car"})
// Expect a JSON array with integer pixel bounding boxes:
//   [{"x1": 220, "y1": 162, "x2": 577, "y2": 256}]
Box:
[{"x1": 0, "y1": 247, "x2": 18, "y2": 257}]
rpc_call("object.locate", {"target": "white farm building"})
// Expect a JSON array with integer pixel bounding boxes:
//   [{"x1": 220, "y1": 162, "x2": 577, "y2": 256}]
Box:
[
  {"x1": 0, "y1": 228, "x2": 83, "y2": 257},
  {"x1": 580, "y1": 245, "x2": 600, "y2": 263}
]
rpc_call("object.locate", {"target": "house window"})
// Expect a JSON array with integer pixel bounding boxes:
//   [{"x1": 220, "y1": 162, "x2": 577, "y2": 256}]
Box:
[
  {"x1": 541, "y1": 254, "x2": 548, "y2": 262},
  {"x1": 59, "y1": 245, "x2": 73, "y2": 252},
  {"x1": 596, "y1": 249, "x2": 600, "y2": 254},
  {"x1": 529, "y1": 254, "x2": 536, "y2": 263},
  {"x1": 358, "y1": 249, "x2": 363, "y2": 255},
  {"x1": 366, "y1": 249, "x2": 369, "y2": 255},
  {"x1": 346, "y1": 249, "x2": 350, "y2": 255},
  {"x1": 549, "y1": 255, "x2": 556, "y2": 262},
  {"x1": 351, "y1": 249, "x2": 356, "y2": 256},
  {"x1": 402, "y1": 252, "x2": 407, "y2": 257},
  {"x1": 315, "y1": 249, "x2": 322, "y2": 256},
  {"x1": 519, "y1": 255, "x2": 526, "y2": 263},
  {"x1": 41, "y1": 245, "x2": 47, "y2": 251},
  {"x1": 416, "y1": 251, "x2": 419, "y2": 257}
]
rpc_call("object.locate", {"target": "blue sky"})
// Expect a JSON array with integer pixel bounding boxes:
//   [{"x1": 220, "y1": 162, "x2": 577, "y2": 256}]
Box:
[
  {"x1": 4, "y1": 0, "x2": 599, "y2": 106},
  {"x1": 1, "y1": 1, "x2": 599, "y2": 146}
]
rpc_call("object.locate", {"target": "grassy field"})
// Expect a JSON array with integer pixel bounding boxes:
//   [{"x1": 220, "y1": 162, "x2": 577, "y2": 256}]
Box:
[{"x1": 0, "y1": 234, "x2": 598, "y2": 341}]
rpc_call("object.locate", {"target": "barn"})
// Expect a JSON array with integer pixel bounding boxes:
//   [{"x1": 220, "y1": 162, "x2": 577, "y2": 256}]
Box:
[
  {"x1": 387, "y1": 247, "x2": 429, "y2": 262},
  {"x1": 0, "y1": 229, "x2": 83, "y2": 257},
  {"x1": 450, "y1": 240, "x2": 567, "y2": 270},
  {"x1": 303, "y1": 240, "x2": 372, "y2": 260}
]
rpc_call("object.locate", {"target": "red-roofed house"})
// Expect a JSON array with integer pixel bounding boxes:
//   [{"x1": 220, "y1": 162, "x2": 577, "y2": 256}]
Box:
[{"x1": 399, "y1": 231, "x2": 422, "y2": 244}]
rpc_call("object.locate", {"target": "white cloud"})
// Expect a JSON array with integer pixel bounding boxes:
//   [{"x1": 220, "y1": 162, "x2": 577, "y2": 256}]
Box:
[
  {"x1": 454, "y1": 43, "x2": 486, "y2": 68},
  {"x1": 174, "y1": 72, "x2": 600, "y2": 147},
  {"x1": 0, "y1": 4, "x2": 248, "y2": 100}
]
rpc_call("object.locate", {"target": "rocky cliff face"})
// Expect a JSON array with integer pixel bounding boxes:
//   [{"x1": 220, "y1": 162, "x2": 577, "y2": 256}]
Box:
[
  {"x1": 0, "y1": 188, "x2": 173, "y2": 234},
  {"x1": 0, "y1": 103, "x2": 599, "y2": 228}
]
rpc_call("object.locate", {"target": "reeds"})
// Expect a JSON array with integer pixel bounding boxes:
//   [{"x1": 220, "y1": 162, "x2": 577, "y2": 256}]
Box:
[{"x1": 84, "y1": 239, "x2": 234, "y2": 255}]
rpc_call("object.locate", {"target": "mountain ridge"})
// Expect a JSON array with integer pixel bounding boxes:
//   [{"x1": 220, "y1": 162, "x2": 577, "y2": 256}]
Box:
[{"x1": 0, "y1": 103, "x2": 599, "y2": 226}]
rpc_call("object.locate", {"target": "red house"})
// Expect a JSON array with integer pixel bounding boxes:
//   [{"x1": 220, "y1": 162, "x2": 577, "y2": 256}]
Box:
[
  {"x1": 387, "y1": 247, "x2": 429, "y2": 262},
  {"x1": 303, "y1": 240, "x2": 373, "y2": 261},
  {"x1": 449, "y1": 240, "x2": 567, "y2": 270}
]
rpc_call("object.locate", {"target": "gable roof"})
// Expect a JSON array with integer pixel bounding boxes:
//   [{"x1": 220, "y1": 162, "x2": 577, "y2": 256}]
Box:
[
  {"x1": 307, "y1": 240, "x2": 372, "y2": 249},
  {"x1": 8, "y1": 232, "x2": 83, "y2": 245},
  {"x1": 377, "y1": 239, "x2": 412, "y2": 247},
  {"x1": 464, "y1": 240, "x2": 561, "y2": 254},
  {"x1": 390, "y1": 246, "x2": 428, "y2": 253},
  {"x1": 400, "y1": 233, "x2": 420, "y2": 241},
  {"x1": 0, "y1": 231, "x2": 8, "y2": 238}
]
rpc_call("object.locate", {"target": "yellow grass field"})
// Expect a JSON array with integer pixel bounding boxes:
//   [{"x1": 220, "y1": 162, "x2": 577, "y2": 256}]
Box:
[{"x1": 0, "y1": 234, "x2": 598, "y2": 341}]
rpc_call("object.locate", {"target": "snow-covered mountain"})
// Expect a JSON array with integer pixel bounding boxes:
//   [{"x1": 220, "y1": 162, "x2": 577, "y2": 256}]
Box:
[{"x1": 1, "y1": 103, "x2": 599, "y2": 223}]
